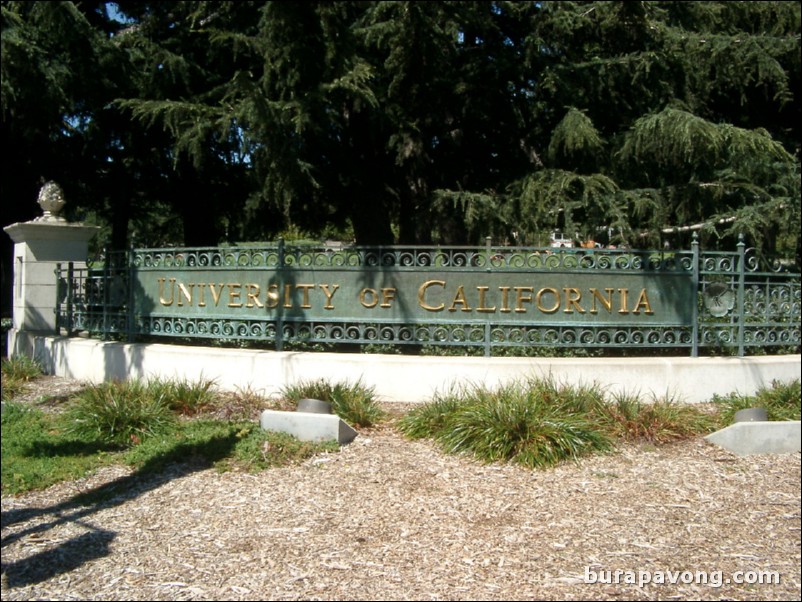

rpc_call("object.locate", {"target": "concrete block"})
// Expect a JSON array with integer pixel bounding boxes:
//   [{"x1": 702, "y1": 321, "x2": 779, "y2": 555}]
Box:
[
  {"x1": 704, "y1": 421, "x2": 801, "y2": 456},
  {"x1": 260, "y1": 410, "x2": 357, "y2": 444}
]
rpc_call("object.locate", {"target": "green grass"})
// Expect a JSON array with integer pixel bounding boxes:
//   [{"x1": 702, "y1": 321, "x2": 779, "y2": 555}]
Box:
[
  {"x1": 2, "y1": 370, "x2": 799, "y2": 496},
  {"x1": 399, "y1": 379, "x2": 614, "y2": 468},
  {"x1": 1, "y1": 402, "x2": 118, "y2": 494},
  {"x1": 1, "y1": 377, "x2": 345, "y2": 496},
  {"x1": 398, "y1": 376, "x2": 745, "y2": 467},
  {"x1": 280, "y1": 378, "x2": 387, "y2": 428},
  {"x1": 1, "y1": 355, "x2": 43, "y2": 401},
  {"x1": 225, "y1": 424, "x2": 340, "y2": 471},
  {"x1": 712, "y1": 379, "x2": 801, "y2": 424}
]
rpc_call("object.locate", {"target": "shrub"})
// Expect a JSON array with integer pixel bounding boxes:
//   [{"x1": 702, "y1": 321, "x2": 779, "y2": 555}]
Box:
[
  {"x1": 281, "y1": 378, "x2": 386, "y2": 428},
  {"x1": 1, "y1": 355, "x2": 43, "y2": 401},
  {"x1": 592, "y1": 391, "x2": 718, "y2": 443},
  {"x1": 712, "y1": 379, "x2": 801, "y2": 423},
  {"x1": 66, "y1": 380, "x2": 176, "y2": 446},
  {"x1": 148, "y1": 376, "x2": 218, "y2": 416},
  {"x1": 400, "y1": 379, "x2": 612, "y2": 468},
  {"x1": 215, "y1": 384, "x2": 288, "y2": 421}
]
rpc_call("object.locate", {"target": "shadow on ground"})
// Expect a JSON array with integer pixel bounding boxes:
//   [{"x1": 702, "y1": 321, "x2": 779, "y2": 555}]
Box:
[{"x1": 1, "y1": 433, "x2": 240, "y2": 588}]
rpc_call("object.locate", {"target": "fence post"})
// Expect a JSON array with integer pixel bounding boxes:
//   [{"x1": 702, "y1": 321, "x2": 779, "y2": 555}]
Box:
[
  {"x1": 101, "y1": 247, "x2": 111, "y2": 341},
  {"x1": 65, "y1": 262, "x2": 74, "y2": 335},
  {"x1": 691, "y1": 232, "x2": 699, "y2": 357},
  {"x1": 127, "y1": 246, "x2": 135, "y2": 341},
  {"x1": 484, "y1": 236, "x2": 492, "y2": 358},
  {"x1": 276, "y1": 237, "x2": 285, "y2": 352},
  {"x1": 737, "y1": 234, "x2": 746, "y2": 357}
]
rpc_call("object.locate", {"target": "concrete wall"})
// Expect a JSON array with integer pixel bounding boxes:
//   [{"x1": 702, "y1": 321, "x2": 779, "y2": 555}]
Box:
[{"x1": 8, "y1": 329, "x2": 800, "y2": 404}]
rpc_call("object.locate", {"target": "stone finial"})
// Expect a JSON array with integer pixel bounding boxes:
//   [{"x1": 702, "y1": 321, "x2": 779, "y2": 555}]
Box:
[{"x1": 36, "y1": 181, "x2": 67, "y2": 222}]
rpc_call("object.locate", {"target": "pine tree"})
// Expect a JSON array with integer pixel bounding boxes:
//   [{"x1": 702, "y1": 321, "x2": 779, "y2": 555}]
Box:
[
  {"x1": 512, "y1": 0, "x2": 800, "y2": 253},
  {"x1": 3, "y1": 1, "x2": 799, "y2": 259}
]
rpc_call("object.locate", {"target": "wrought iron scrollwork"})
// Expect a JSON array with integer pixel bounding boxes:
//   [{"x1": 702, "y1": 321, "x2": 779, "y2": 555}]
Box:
[{"x1": 56, "y1": 241, "x2": 799, "y2": 356}]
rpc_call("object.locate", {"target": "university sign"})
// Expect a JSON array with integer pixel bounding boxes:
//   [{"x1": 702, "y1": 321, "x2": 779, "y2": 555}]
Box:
[
  {"x1": 56, "y1": 241, "x2": 800, "y2": 356},
  {"x1": 138, "y1": 267, "x2": 695, "y2": 326}
]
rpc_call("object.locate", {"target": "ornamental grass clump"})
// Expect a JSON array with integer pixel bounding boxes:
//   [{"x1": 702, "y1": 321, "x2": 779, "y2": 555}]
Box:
[
  {"x1": 400, "y1": 379, "x2": 612, "y2": 469},
  {"x1": 396, "y1": 388, "x2": 464, "y2": 439},
  {"x1": 149, "y1": 375, "x2": 218, "y2": 416},
  {"x1": 66, "y1": 380, "x2": 176, "y2": 446},
  {"x1": 218, "y1": 384, "x2": 287, "y2": 420},
  {"x1": 1, "y1": 354, "x2": 43, "y2": 382},
  {"x1": 281, "y1": 378, "x2": 386, "y2": 428},
  {"x1": 712, "y1": 379, "x2": 801, "y2": 424},
  {"x1": 593, "y1": 391, "x2": 718, "y2": 443},
  {"x1": 1, "y1": 355, "x2": 43, "y2": 401}
]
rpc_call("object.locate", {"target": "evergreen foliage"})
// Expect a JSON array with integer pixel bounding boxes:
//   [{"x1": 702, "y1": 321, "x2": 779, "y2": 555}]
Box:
[
  {"x1": 280, "y1": 378, "x2": 386, "y2": 428},
  {"x1": 2, "y1": 1, "x2": 799, "y2": 264}
]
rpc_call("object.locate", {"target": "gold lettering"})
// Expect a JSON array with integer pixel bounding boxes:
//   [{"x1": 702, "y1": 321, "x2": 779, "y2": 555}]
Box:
[
  {"x1": 563, "y1": 287, "x2": 584, "y2": 313},
  {"x1": 209, "y1": 283, "x2": 225, "y2": 306},
  {"x1": 319, "y1": 284, "x2": 339, "y2": 310},
  {"x1": 618, "y1": 288, "x2": 629, "y2": 314},
  {"x1": 380, "y1": 287, "x2": 396, "y2": 308},
  {"x1": 360, "y1": 288, "x2": 379, "y2": 308},
  {"x1": 448, "y1": 286, "x2": 472, "y2": 312},
  {"x1": 536, "y1": 287, "x2": 560, "y2": 313},
  {"x1": 228, "y1": 283, "x2": 243, "y2": 308},
  {"x1": 499, "y1": 286, "x2": 512, "y2": 313},
  {"x1": 296, "y1": 284, "x2": 314, "y2": 309},
  {"x1": 589, "y1": 288, "x2": 613, "y2": 313},
  {"x1": 155, "y1": 277, "x2": 661, "y2": 320},
  {"x1": 246, "y1": 284, "x2": 263, "y2": 308},
  {"x1": 266, "y1": 284, "x2": 279, "y2": 308},
  {"x1": 476, "y1": 286, "x2": 496, "y2": 313},
  {"x1": 632, "y1": 288, "x2": 654, "y2": 314},
  {"x1": 177, "y1": 283, "x2": 194, "y2": 307},
  {"x1": 158, "y1": 277, "x2": 175, "y2": 306},
  {"x1": 419, "y1": 280, "x2": 445, "y2": 312},
  {"x1": 514, "y1": 286, "x2": 533, "y2": 313}
]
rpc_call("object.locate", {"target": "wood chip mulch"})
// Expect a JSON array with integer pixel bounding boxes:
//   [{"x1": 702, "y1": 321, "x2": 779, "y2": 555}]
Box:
[{"x1": 2, "y1": 378, "x2": 800, "y2": 601}]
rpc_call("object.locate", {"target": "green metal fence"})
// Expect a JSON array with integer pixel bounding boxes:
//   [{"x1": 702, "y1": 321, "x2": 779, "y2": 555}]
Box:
[{"x1": 55, "y1": 235, "x2": 800, "y2": 357}]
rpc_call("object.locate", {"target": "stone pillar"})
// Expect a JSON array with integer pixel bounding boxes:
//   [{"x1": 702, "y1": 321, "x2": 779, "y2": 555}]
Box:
[{"x1": 3, "y1": 182, "x2": 99, "y2": 333}]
